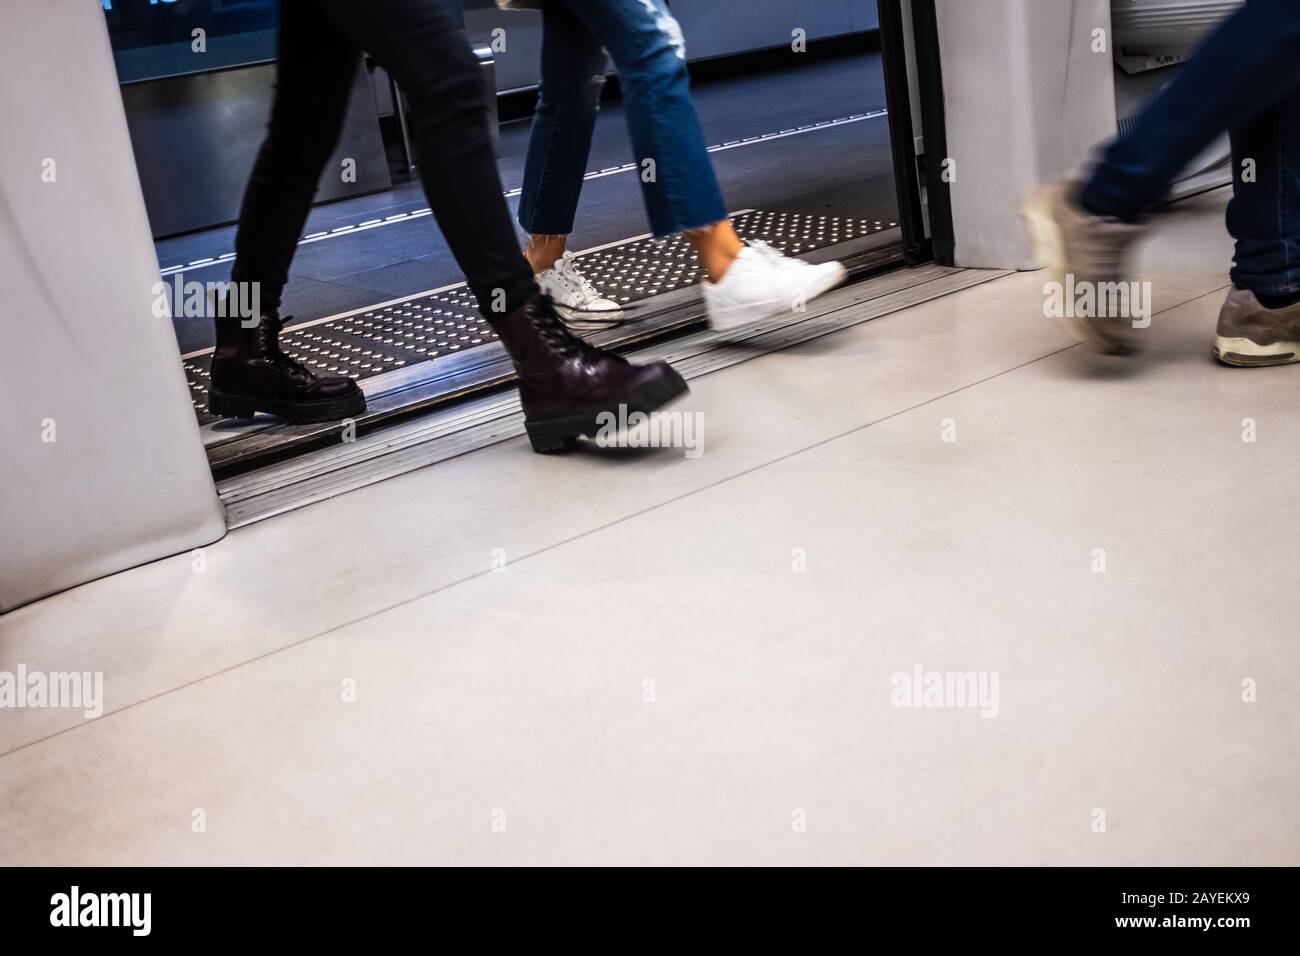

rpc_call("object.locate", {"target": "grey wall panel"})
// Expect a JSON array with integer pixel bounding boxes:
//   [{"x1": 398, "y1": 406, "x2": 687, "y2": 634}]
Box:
[
  {"x1": 671, "y1": 0, "x2": 869, "y2": 61},
  {"x1": 124, "y1": 62, "x2": 392, "y2": 239},
  {"x1": 0, "y1": 0, "x2": 226, "y2": 612},
  {"x1": 466, "y1": 0, "x2": 878, "y2": 93},
  {"x1": 934, "y1": 0, "x2": 1116, "y2": 269},
  {"x1": 465, "y1": 6, "x2": 546, "y2": 93}
]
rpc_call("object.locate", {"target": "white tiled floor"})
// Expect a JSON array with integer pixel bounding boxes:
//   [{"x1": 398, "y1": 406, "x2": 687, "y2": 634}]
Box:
[{"x1": 3, "y1": 188, "x2": 1298, "y2": 865}]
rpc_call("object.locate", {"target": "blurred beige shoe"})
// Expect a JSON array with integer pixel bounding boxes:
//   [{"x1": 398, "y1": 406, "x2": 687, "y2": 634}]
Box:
[{"x1": 1024, "y1": 178, "x2": 1148, "y2": 355}]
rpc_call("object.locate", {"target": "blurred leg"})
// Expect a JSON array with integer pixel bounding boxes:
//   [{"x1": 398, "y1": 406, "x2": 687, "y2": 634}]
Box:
[
  {"x1": 230, "y1": 0, "x2": 359, "y2": 311},
  {"x1": 313, "y1": 0, "x2": 536, "y2": 316},
  {"x1": 518, "y1": 0, "x2": 609, "y2": 266},
  {"x1": 561, "y1": 0, "x2": 728, "y2": 237},
  {"x1": 211, "y1": 0, "x2": 366, "y2": 425},
  {"x1": 1209, "y1": 86, "x2": 1300, "y2": 366},
  {"x1": 1084, "y1": 0, "x2": 1300, "y2": 222},
  {"x1": 316, "y1": 0, "x2": 687, "y2": 450},
  {"x1": 1227, "y1": 89, "x2": 1300, "y2": 298}
]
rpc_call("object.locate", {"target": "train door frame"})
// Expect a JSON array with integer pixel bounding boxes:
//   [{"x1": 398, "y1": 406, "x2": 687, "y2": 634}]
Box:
[{"x1": 878, "y1": 0, "x2": 955, "y2": 267}]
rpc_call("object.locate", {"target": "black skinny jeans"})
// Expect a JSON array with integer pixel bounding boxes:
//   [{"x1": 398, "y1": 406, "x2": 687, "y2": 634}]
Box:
[{"x1": 231, "y1": 0, "x2": 537, "y2": 317}]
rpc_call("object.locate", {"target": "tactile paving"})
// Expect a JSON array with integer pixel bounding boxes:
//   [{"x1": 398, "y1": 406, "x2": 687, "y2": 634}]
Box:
[{"x1": 187, "y1": 210, "x2": 896, "y2": 424}]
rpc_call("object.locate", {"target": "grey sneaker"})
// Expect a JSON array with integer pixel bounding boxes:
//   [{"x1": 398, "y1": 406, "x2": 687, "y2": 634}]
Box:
[
  {"x1": 1024, "y1": 178, "x2": 1148, "y2": 355},
  {"x1": 1212, "y1": 287, "x2": 1300, "y2": 367}
]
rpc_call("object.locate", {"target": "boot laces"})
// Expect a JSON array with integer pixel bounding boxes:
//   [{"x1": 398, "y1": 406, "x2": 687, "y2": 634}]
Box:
[
  {"x1": 259, "y1": 314, "x2": 313, "y2": 376},
  {"x1": 746, "y1": 240, "x2": 800, "y2": 269},
  {"x1": 553, "y1": 251, "x2": 602, "y2": 308},
  {"x1": 532, "y1": 297, "x2": 612, "y2": 363}
]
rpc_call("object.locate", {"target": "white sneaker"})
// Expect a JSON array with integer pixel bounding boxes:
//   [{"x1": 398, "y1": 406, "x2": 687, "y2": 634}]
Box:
[
  {"x1": 703, "y1": 241, "x2": 847, "y2": 332},
  {"x1": 536, "y1": 251, "x2": 625, "y2": 324}
]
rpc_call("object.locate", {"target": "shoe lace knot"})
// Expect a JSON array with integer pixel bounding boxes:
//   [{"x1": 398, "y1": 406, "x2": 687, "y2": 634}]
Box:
[
  {"x1": 531, "y1": 297, "x2": 610, "y2": 363},
  {"x1": 555, "y1": 251, "x2": 602, "y2": 308},
  {"x1": 746, "y1": 240, "x2": 797, "y2": 269},
  {"x1": 259, "y1": 314, "x2": 313, "y2": 377}
]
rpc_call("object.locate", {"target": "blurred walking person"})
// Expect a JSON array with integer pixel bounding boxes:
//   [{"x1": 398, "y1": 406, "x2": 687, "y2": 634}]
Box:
[
  {"x1": 500, "y1": 0, "x2": 848, "y2": 330},
  {"x1": 1027, "y1": 0, "x2": 1300, "y2": 366},
  {"x1": 211, "y1": 0, "x2": 686, "y2": 453}
]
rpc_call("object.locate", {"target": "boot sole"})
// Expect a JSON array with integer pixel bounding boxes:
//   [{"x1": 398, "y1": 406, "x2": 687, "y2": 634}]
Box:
[
  {"x1": 207, "y1": 387, "x2": 367, "y2": 424},
  {"x1": 1212, "y1": 336, "x2": 1300, "y2": 367},
  {"x1": 524, "y1": 370, "x2": 690, "y2": 454}
]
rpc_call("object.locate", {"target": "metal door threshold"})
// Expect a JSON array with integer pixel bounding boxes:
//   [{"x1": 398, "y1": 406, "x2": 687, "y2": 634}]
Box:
[{"x1": 217, "y1": 263, "x2": 1011, "y2": 528}]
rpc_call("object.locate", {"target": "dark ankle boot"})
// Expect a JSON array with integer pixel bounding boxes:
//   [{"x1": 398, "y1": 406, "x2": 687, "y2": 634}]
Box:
[
  {"x1": 491, "y1": 294, "x2": 688, "y2": 453},
  {"x1": 207, "y1": 311, "x2": 366, "y2": 424}
]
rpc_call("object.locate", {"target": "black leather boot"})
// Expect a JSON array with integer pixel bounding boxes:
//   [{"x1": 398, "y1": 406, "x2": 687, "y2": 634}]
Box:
[
  {"x1": 207, "y1": 311, "x2": 366, "y2": 424},
  {"x1": 491, "y1": 295, "x2": 689, "y2": 453}
]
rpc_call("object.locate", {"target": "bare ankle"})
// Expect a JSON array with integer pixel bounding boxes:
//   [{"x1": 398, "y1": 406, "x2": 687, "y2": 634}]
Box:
[
  {"x1": 526, "y1": 234, "x2": 568, "y2": 274},
  {"x1": 686, "y1": 221, "x2": 743, "y2": 283}
]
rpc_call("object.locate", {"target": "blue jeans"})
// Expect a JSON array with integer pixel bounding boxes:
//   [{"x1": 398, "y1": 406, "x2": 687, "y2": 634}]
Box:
[
  {"x1": 1084, "y1": 0, "x2": 1300, "y2": 296},
  {"x1": 517, "y1": 0, "x2": 729, "y2": 239}
]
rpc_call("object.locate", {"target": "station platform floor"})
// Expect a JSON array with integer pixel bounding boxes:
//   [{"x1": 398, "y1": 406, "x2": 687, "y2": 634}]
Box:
[{"x1": 2, "y1": 186, "x2": 1297, "y2": 866}]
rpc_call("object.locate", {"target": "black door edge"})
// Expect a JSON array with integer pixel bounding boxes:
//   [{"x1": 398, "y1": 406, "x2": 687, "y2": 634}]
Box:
[{"x1": 877, "y1": 0, "x2": 955, "y2": 267}]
